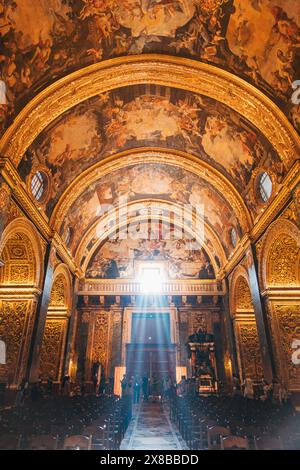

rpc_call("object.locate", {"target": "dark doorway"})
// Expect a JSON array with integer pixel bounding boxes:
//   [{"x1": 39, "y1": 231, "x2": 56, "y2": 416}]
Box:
[{"x1": 126, "y1": 312, "x2": 176, "y2": 394}]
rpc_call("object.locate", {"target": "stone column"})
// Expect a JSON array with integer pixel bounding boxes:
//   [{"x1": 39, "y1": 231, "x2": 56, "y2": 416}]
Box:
[
  {"x1": 62, "y1": 275, "x2": 78, "y2": 377},
  {"x1": 26, "y1": 243, "x2": 54, "y2": 382},
  {"x1": 245, "y1": 245, "x2": 276, "y2": 383},
  {"x1": 222, "y1": 278, "x2": 239, "y2": 378},
  {"x1": 0, "y1": 177, "x2": 11, "y2": 250}
]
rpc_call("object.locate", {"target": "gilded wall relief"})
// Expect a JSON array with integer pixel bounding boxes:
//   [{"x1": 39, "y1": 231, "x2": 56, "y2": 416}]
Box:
[
  {"x1": 19, "y1": 86, "x2": 282, "y2": 218},
  {"x1": 50, "y1": 273, "x2": 67, "y2": 307},
  {"x1": 86, "y1": 220, "x2": 215, "y2": 280},
  {"x1": 0, "y1": 300, "x2": 30, "y2": 384},
  {"x1": 236, "y1": 320, "x2": 264, "y2": 381},
  {"x1": 91, "y1": 311, "x2": 109, "y2": 371},
  {"x1": 40, "y1": 319, "x2": 66, "y2": 381},
  {"x1": 272, "y1": 304, "x2": 300, "y2": 390},
  {"x1": 267, "y1": 234, "x2": 300, "y2": 287},
  {"x1": 235, "y1": 276, "x2": 253, "y2": 311},
  {"x1": 0, "y1": 232, "x2": 36, "y2": 285},
  {"x1": 58, "y1": 162, "x2": 241, "y2": 257},
  {"x1": 1, "y1": 1, "x2": 299, "y2": 133}
]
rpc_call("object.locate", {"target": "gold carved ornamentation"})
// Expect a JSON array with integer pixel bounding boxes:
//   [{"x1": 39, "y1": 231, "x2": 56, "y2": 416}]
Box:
[
  {"x1": 257, "y1": 218, "x2": 300, "y2": 290},
  {"x1": 9, "y1": 265, "x2": 30, "y2": 284},
  {"x1": 0, "y1": 232, "x2": 36, "y2": 285},
  {"x1": 50, "y1": 274, "x2": 66, "y2": 307},
  {"x1": 6, "y1": 200, "x2": 23, "y2": 227},
  {"x1": 282, "y1": 202, "x2": 298, "y2": 224},
  {"x1": 92, "y1": 311, "x2": 109, "y2": 368},
  {"x1": 200, "y1": 0, "x2": 230, "y2": 14},
  {"x1": 0, "y1": 181, "x2": 10, "y2": 212},
  {"x1": 272, "y1": 304, "x2": 300, "y2": 390},
  {"x1": 0, "y1": 300, "x2": 28, "y2": 383},
  {"x1": 268, "y1": 235, "x2": 300, "y2": 287},
  {"x1": 189, "y1": 311, "x2": 212, "y2": 334},
  {"x1": 40, "y1": 320, "x2": 65, "y2": 381},
  {"x1": 238, "y1": 322, "x2": 263, "y2": 380},
  {"x1": 235, "y1": 276, "x2": 253, "y2": 311},
  {"x1": 294, "y1": 185, "x2": 300, "y2": 226}
]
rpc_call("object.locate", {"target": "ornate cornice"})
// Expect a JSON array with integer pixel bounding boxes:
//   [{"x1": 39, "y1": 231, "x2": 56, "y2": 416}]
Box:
[
  {"x1": 0, "y1": 285, "x2": 42, "y2": 300},
  {"x1": 262, "y1": 288, "x2": 300, "y2": 301},
  {"x1": 0, "y1": 55, "x2": 298, "y2": 169}
]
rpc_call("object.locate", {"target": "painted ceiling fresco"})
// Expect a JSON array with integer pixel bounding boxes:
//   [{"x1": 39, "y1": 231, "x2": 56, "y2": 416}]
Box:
[
  {"x1": 85, "y1": 220, "x2": 215, "y2": 280},
  {"x1": 1, "y1": 0, "x2": 299, "y2": 134},
  {"x1": 59, "y1": 162, "x2": 241, "y2": 258},
  {"x1": 19, "y1": 85, "x2": 284, "y2": 217}
]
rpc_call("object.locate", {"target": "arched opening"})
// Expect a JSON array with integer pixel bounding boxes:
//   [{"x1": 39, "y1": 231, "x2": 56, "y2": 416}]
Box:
[
  {"x1": 39, "y1": 267, "x2": 72, "y2": 387},
  {"x1": 230, "y1": 273, "x2": 263, "y2": 385},
  {"x1": 262, "y1": 223, "x2": 300, "y2": 393},
  {"x1": 0, "y1": 221, "x2": 42, "y2": 386}
]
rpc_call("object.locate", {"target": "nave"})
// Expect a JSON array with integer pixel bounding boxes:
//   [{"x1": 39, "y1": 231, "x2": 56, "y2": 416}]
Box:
[
  {"x1": 121, "y1": 402, "x2": 187, "y2": 451},
  {"x1": 0, "y1": 0, "x2": 300, "y2": 455}
]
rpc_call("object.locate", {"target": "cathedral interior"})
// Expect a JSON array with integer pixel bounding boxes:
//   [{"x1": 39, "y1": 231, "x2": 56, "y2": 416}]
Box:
[{"x1": 0, "y1": 0, "x2": 300, "y2": 452}]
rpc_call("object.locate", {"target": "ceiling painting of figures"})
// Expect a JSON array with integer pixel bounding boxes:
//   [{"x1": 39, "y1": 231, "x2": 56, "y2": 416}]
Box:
[
  {"x1": 85, "y1": 220, "x2": 216, "y2": 280},
  {"x1": 19, "y1": 85, "x2": 283, "y2": 217},
  {"x1": 59, "y1": 163, "x2": 241, "y2": 257},
  {"x1": 0, "y1": 1, "x2": 299, "y2": 134}
]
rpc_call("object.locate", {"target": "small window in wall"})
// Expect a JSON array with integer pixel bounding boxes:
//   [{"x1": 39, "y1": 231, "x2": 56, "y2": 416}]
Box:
[
  {"x1": 0, "y1": 340, "x2": 6, "y2": 365},
  {"x1": 258, "y1": 172, "x2": 272, "y2": 202},
  {"x1": 230, "y1": 228, "x2": 237, "y2": 248},
  {"x1": 30, "y1": 171, "x2": 46, "y2": 201}
]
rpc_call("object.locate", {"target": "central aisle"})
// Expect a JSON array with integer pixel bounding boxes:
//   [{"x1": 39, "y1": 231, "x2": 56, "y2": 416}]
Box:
[{"x1": 120, "y1": 401, "x2": 188, "y2": 450}]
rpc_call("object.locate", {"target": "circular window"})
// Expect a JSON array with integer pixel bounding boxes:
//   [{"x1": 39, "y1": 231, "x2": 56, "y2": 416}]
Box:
[
  {"x1": 230, "y1": 228, "x2": 237, "y2": 248},
  {"x1": 30, "y1": 171, "x2": 47, "y2": 201},
  {"x1": 258, "y1": 172, "x2": 272, "y2": 202}
]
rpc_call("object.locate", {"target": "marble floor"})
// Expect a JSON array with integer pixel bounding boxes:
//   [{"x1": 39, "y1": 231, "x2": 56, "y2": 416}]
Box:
[{"x1": 120, "y1": 401, "x2": 188, "y2": 450}]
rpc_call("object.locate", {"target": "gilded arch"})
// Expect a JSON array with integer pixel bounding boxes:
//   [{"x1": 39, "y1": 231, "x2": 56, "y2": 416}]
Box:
[
  {"x1": 76, "y1": 198, "x2": 227, "y2": 276},
  {"x1": 0, "y1": 56, "x2": 298, "y2": 172},
  {"x1": 0, "y1": 217, "x2": 44, "y2": 288},
  {"x1": 258, "y1": 218, "x2": 300, "y2": 290},
  {"x1": 51, "y1": 149, "x2": 252, "y2": 240},
  {"x1": 229, "y1": 266, "x2": 263, "y2": 382},
  {"x1": 229, "y1": 266, "x2": 253, "y2": 315},
  {"x1": 40, "y1": 264, "x2": 72, "y2": 382},
  {"x1": 0, "y1": 218, "x2": 44, "y2": 384}
]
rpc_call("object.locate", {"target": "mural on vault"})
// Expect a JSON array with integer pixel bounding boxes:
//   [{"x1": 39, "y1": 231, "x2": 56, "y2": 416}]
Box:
[
  {"x1": 19, "y1": 85, "x2": 282, "y2": 216},
  {"x1": 0, "y1": 1, "x2": 299, "y2": 133},
  {"x1": 59, "y1": 163, "x2": 240, "y2": 256},
  {"x1": 85, "y1": 220, "x2": 215, "y2": 280}
]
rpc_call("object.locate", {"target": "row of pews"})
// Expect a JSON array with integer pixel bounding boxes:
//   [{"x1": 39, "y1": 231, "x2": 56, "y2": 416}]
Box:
[
  {"x1": 170, "y1": 394, "x2": 300, "y2": 450},
  {"x1": 0, "y1": 395, "x2": 132, "y2": 450}
]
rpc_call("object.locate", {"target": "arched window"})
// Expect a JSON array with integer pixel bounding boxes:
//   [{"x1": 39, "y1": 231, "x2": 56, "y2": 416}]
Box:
[
  {"x1": 230, "y1": 228, "x2": 237, "y2": 248},
  {"x1": 258, "y1": 172, "x2": 272, "y2": 202},
  {"x1": 30, "y1": 171, "x2": 47, "y2": 201}
]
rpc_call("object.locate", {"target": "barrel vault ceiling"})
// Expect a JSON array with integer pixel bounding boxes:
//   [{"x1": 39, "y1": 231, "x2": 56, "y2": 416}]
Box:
[{"x1": 0, "y1": 1, "x2": 299, "y2": 280}]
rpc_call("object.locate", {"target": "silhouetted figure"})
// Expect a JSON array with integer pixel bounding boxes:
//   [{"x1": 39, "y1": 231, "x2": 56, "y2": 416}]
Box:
[
  {"x1": 47, "y1": 376, "x2": 53, "y2": 395},
  {"x1": 142, "y1": 376, "x2": 149, "y2": 401},
  {"x1": 133, "y1": 377, "x2": 141, "y2": 404},
  {"x1": 121, "y1": 375, "x2": 127, "y2": 398},
  {"x1": 30, "y1": 382, "x2": 42, "y2": 402}
]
